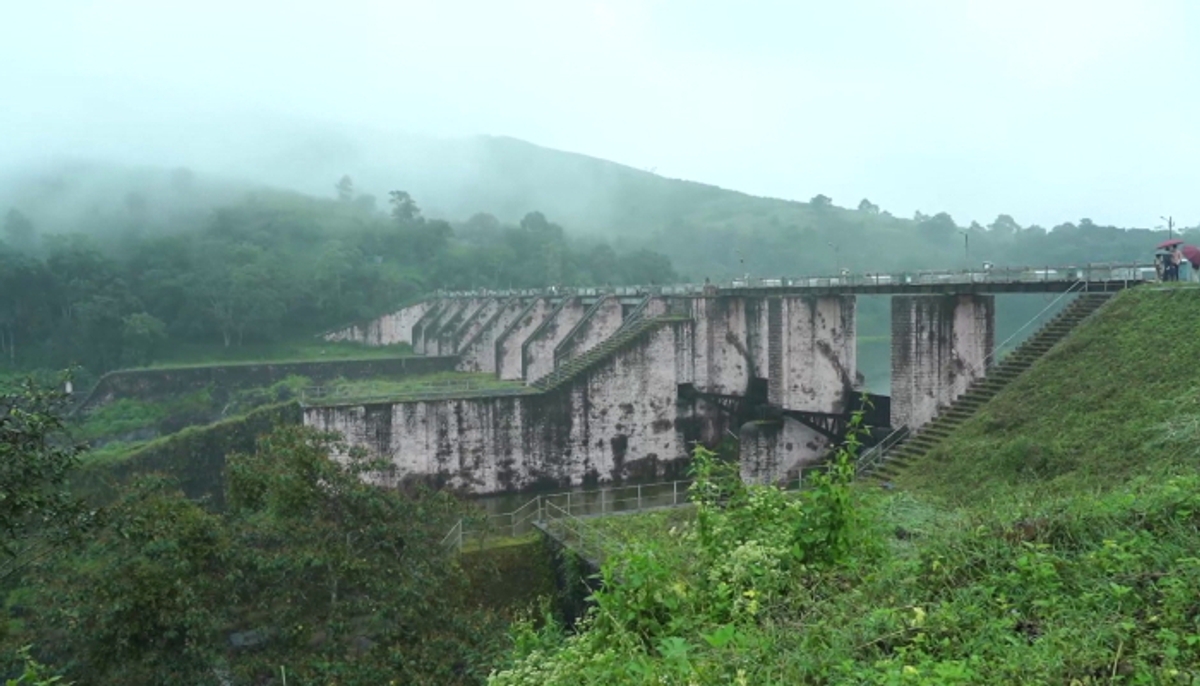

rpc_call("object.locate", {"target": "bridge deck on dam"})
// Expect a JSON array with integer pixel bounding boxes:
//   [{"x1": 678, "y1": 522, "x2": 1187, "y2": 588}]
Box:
[{"x1": 430, "y1": 263, "x2": 1154, "y2": 300}]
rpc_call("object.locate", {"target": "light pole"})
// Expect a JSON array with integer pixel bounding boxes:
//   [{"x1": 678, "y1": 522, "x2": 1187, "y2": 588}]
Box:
[
  {"x1": 958, "y1": 230, "x2": 970, "y2": 261},
  {"x1": 1161, "y1": 215, "x2": 1175, "y2": 240}
]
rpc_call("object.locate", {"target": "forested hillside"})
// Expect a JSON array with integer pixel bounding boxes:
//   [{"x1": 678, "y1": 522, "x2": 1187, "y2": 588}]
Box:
[
  {"x1": 0, "y1": 173, "x2": 675, "y2": 381},
  {"x1": 127, "y1": 131, "x2": 1185, "y2": 278}
]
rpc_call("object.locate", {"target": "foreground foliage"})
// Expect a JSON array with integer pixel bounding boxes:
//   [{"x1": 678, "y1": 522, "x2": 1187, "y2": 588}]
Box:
[
  {"x1": 15, "y1": 425, "x2": 505, "y2": 685},
  {"x1": 491, "y1": 421, "x2": 1200, "y2": 683},
  {"x1": 0, "y1": 379, "x2": 90, "y2": 588}
]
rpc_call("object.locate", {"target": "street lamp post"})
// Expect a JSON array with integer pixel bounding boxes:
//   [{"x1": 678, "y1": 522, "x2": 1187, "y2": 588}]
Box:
[
  {"x1": 959, "y1": 230, "x2": 970, "y2": 261},
  {"x1": 1162, "y1": 215, "x2": 1175, "y2": 240}
]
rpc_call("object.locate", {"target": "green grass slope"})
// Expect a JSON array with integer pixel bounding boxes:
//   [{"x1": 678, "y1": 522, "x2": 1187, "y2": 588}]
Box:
[
  {"x1": 899, "y1": 285, "x2": 1200, "y2": 505},
  {"x1": 490, "y1": 289, "x2": 1200, "y2": 684}
]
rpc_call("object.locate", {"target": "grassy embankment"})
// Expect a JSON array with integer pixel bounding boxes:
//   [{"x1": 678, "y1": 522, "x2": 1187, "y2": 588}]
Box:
[
  {"x1": 78, "y1": 370, "x2": 524, "y2": 464},
  {"x1": 496, "y1": 285, "x2": 1200, "y2": 684},
  {"x1": 145, "y1": 338, "x2": 413, "y2": 368}
]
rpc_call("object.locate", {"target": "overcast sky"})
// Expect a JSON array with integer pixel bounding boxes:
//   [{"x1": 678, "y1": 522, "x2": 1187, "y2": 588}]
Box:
[{"x1": 2, "y1": 0, "x2": 1196, "y2": 229}]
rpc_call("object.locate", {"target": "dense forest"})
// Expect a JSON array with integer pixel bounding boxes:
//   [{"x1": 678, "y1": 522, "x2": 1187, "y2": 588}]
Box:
[
  {"x1": 0, "y1": 174, "x2": 675, "y2": 380},
  {"x1": 1, "y1": 382, "x2": 507, "y2": 684}
]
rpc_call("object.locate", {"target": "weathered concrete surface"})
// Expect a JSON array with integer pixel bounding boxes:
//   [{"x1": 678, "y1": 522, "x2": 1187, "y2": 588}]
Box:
[
  {"x1": 738, "y1": 418, "x2": 826, "y2": 485},
  {"x1": 687, "y1": 295, "x2": 855, "y2": 413},
  {"x1": 443, "y1": 297, "x2": 500, "y2": 356},
  {"x1": 891, "y1": 294, "x2": 995, "y2": 429},
  {"x1": 322, "y1": 301, "x2": 431, "y2": 347},
  {"x1": 554, "y1": 296, "x2": 625, "y2": 368},
  {"x1": 496, "y1": 299, "x2": 552, "y2": 381},
  {"x1": 689, "y1": 296, "x2": 757, "y2": 396},
  {"x1": 413, "y1": 300, "x2": 452, "y2": 355},
  {"x1": 433, "y1": 298, "x2": 487, "y2": 356},
  {"x1": 412, "y1": 299, "x2": 451, "y2": 352},
  {"x1": 457, "y1": 298, "x2": 527, "y2": 374},
  {"x1": 522, "y1": 297, "x2": 586, "y2": 384},
  {"x1": 304, "y1": 321, "x2": 696, "y2": 494},
  {"x1": 775, "y1": 296, "x2": 857, "y2": 413}
]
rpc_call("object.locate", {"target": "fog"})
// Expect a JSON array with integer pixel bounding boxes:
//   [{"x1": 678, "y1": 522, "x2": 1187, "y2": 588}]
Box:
[{"x1": 2, "y1": 0, "x2": 1198, "y2": 229}]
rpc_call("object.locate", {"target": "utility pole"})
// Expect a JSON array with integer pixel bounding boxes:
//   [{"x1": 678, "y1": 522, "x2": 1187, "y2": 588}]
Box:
[
  {"x1": 959, "y1": 230, "x2": 970, "y2": 260},
  {"x1": 1162, "y1": 215, "x2": 1175, "y2": 239}
]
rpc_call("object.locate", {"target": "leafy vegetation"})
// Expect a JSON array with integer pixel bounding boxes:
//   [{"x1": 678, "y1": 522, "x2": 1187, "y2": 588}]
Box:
[
  {"x1": 489, "y1": 291, "x2": 1200, "y2": 683},
  {"x1": 0, "y1": 379, "x2": 91, "y2": 589},
  {"x1": 12, "y1": 424, "x2": 506, "y2": 685},
  {"x1": 0, "y1": 187, "x2": 678, "y2": 380}
]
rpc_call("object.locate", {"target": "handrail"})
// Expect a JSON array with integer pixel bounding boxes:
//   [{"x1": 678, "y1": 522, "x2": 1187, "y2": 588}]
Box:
[
  {"x1": 553, "y1": 295, "x2": 613, "y2": 368},
  {"x1": 442, "y1": 468, "x2": 818, "y2": 552},
  {"x1": 612, "y1": 293, "x2": 654, "y2": 337},
  {"x1": 970, "y1": 280, "x2": 1086, "y2": 377},
  {"x1": 540, "y1": 499, "x2": 620, "y2": 565},
  {"x1": 855, "y1": 426, "x2": 910, "y2": 477},
  {"x1": 403, "y1": 262, "x2": 1154, "y2": 302},
  {"x1": 533, "y1": 316, "x2": 670, "y2": 391}
]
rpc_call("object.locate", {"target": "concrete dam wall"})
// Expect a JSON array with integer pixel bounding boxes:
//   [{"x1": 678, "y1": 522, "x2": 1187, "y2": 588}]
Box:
[{"x1": 317, "y1": 290, "x2": 996, "y2": 494}]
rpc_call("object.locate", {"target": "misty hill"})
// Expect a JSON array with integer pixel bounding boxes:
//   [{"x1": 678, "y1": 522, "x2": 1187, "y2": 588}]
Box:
[
  {"x1": 200, "y1": 127, "x2": 1180, "y2": 279},
  {"x1": 3, "y1": 129, "x2": 1185, "y2": 284}
]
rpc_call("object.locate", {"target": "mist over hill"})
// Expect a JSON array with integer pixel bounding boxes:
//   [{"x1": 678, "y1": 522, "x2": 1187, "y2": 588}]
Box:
[{"x1": 3, "y1": 125, "x2": 1186, "y2": 288}]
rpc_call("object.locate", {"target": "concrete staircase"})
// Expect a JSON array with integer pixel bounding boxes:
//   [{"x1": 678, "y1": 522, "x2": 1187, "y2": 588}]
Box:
[
  {"x1": 864, "y1": 291, "x2": 1114, "y2": 483},
  {"x1": 531, "y1": 315, "x2": 689, "y2": 392}
]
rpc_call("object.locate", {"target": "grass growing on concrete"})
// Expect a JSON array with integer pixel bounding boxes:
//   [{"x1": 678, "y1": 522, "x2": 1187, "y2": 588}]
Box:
[
  {"x1": 75, "y1": 376, "x2": 313, "y2": 465},
  {"x1": 144, "y1": 338, "x2": 413, "y2": 369},
  {"x1": 898, "y1": 286, "x2": 1200, "y2": 506},
  {"x1": 308, "y1": 372, "x2": 530, "y2": 404}
]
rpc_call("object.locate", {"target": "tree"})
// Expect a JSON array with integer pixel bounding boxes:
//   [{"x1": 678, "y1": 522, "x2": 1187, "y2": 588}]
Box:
[
  {"x1": 353, "y1": 193, "x2": 376, "y2": 214},
  {"x1": 0, "y1": 377, "x2": 88, "y2": 585},
  {"x1": 857, "y1": 198, "x2": 880, "y2": 214},
  {"x1": 120, "y1": 312, "x2": 168, "y2": 367},
  {"x1": 389, "y1": 190, "x2": 421, "y2": 224},
  {"x1": 810, "y1": 194, "x2": 833, "y2": 209},
  {"x1": 988, "y1": 214, "x2": 1022, "y2": 236},
  {"x1": 621, "y1": 249, "x2": 678, "y2": 285},
  {"x1": 26, "y1": 425, "x2": 504, "y2": 685},
  {"x1": 3, "y1": 209, "x2": 36, "y2": 252},
  {"x1": 917, "y1": 212, "x2": 958, "y2": 241},
  {"x1": 26, "y1": 475, "x2": 230, "y2": 683},
  {"x1": 335, "y1": 174, "x2": 354, "y2": 203}
]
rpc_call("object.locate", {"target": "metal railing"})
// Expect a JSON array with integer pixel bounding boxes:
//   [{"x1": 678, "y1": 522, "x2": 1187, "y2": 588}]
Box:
[
  {"x1": 441, "y1": 473, "x2": 815, "y2": 552},
  {"x1": 538, "y1": 500, "x2": 616, "y2": 565},
  {"x1": 855, "y1": 426, "x2": 910, "y2": 477},
  {"x1": 967, "y1": 278, "x2": 1100, "y2": 378},
  {"x1": 553, "y1": 296, "x2": 613, "y2": 369},
  {"x1": 424, "y1": 263, "x2": 1154, "y2": 301}
]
